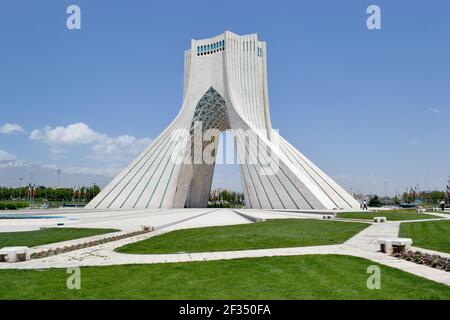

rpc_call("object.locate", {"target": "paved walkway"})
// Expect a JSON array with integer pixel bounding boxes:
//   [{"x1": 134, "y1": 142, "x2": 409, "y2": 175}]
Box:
[{"x1": 0, "y1": 209, "x2": 449, "y2": 286}]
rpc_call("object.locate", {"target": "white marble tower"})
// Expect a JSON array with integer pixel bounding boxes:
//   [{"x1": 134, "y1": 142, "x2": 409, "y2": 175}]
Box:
[{"x1": 87, "y1": 31, "x2": 360, "y2": 210}]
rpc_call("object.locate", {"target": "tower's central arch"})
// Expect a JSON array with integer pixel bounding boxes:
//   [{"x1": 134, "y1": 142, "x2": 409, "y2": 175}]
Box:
[
  {"x1": 190, "y1": 87, "x2": 230, "y2": 134},
  {"x1": 87, "y1": 31, "x2": 360, "y2": 210},
  {"x1": 180, "y1": 87, "x2": 231, "y2": 208}
]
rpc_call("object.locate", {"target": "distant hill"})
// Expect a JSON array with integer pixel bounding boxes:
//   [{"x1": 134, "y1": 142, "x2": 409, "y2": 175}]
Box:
[{"x1": 0, "y1": 160, "x2": 111, "y2": 188}]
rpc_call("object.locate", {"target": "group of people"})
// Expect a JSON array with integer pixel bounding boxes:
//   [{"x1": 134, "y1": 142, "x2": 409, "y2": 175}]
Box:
[{"x1": 358, "y1": 199, "x2": 446, "y2": 211}]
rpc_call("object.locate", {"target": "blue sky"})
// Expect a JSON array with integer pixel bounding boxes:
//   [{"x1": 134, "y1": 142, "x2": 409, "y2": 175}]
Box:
[{"x1": 0, "y1": 0, "x2": 449, "y2": 195}]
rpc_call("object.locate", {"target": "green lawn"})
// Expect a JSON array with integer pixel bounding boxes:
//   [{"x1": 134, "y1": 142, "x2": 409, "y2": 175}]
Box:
[
  {"x1": 0, "y1": 228, "x2": 120, "y2": 248},
  {"x1": 337, "y1": 211, "x2": 441, "y2": 221},
  {"x1": 117, "y1": 219, "x2": 368, "y2": 254},
  {"x1": 400, "y1": 220, "x2": 450, "y2": 253},
  {"x1": 0, "y1": 255, "x2": 448, "y2": 300}
]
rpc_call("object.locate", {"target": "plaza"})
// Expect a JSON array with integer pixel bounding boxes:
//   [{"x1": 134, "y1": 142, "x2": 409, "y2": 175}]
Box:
[{"x1": 0, "y1": 206, "x2": 449, "y2": 299}]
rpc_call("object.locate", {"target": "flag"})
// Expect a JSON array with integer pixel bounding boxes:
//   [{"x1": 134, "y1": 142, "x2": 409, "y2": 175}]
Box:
[{"x1": 447, "y1": 184, "x2": 450, "y2": 197}]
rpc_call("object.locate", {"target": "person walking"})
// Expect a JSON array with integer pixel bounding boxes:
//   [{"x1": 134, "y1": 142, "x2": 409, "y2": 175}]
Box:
[
  {"x1": 440, "y1": 200, "x2": 446, "y2": 212},
  {"x1": 362, "y1": 200, "x2": 368, "y2": 211}
]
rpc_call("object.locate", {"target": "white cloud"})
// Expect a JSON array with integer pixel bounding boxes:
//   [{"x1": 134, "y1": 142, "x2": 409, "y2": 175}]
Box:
[
  {"x1": 90, "y1": 135, "x2": 152, "y2": 163},
  {"x1": 30, "y1": 122, "x2": 103, "y2": 145},
  {"x1": 0, "y1": 123, "x2": 25, "y2": 134},
  {"x1": 41, "y1": 162, "x2": 122, "y2": 177},
  {"x1": 62, "y1": 165, "x2": 124, "y2": 177},
  {"x1": 30, "y1": 122, "x2": 152, "y2": 162},
  {"x1": 0, "y1": 149, "x2": 17, "y2": 161},
  {"x1": 40, "y1": 163, "x2": 59, "y2": 170},
  {"x1": 46, "y1": 146, "x2": 67, "y2": 159},
  {"x1": 426, "y1": 107, "x2": 441, "y2": 113}
]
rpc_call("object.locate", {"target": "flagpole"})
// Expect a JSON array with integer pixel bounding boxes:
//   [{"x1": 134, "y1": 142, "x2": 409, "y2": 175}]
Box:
[{"x1": 447, "y1": 175, "x2": 450, "y2": 205}]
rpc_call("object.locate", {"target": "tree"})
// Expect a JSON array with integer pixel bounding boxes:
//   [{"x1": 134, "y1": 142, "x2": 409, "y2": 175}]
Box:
[
  {"x1": 423, "y1": 191, "x2": 445, "y2": 205},
  {"x1": 392, "y1": 195, "x2": 401, "y2": 205},
  {"x1": 208, "y1": 189, "x2": 245, "y2": 208},
  {"x1": 369, "y1": 195, "x2": 382, "y2": 207}
]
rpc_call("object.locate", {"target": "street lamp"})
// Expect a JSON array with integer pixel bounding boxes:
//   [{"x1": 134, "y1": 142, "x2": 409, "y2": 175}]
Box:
[
  {"x1": 18, "y1": 178, "x2": 23, "y2": 200},
  {"x1": 384, "y1": 181, "x2": 387, "y2": 206}
]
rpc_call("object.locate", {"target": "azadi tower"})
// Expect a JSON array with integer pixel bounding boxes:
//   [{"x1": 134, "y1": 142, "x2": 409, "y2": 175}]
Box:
[{"x1": 87, "y1": 31, "x2": 359, "y2": 210}]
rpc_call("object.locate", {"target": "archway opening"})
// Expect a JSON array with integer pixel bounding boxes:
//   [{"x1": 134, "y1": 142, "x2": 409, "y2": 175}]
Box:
[
  {"x1": 209, "y1": 131, "x2": 246, "y2": 208},
  {"x1": 183, "y1": 87, "x2": 245, "y2": 208}
]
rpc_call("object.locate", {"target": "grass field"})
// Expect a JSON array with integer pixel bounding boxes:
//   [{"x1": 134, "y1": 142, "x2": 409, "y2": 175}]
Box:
[
  {"x1": 400, "y1": 220, "x2": 450, "y2": 253},
  {"x1": 0, "y1": 255, "x2": 448, "y2": 300},
  {"x1": 0, "y1": 228, "x2": 120, "y2": 248},
  {"x1": 116, "y1": 219, "x2": 368, "y2": 254},
  {"x1": 337, "y1": 211, "x2": 441, "y2": 221}
]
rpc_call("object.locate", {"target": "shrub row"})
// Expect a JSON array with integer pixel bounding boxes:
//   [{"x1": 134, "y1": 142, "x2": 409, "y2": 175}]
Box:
[
  {"x1": 392, "y1": 250, "x2": 449, "y2": 272},
  {"x1": 0, "y1": 202, "x2": 29, "y2": 210}
]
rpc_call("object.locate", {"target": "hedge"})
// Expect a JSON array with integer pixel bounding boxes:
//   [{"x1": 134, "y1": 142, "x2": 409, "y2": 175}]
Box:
[{"x1": 0, "y1": 202, "x2": 29, "y2": 210}]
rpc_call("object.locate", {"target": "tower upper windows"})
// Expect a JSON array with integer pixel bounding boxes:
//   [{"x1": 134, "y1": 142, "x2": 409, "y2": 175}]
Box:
[
  {"x1": 195, "y1": 38, "x2": 260, "y2": 57},
  {"x1": 196, "y1": 39, "x2": 225, "y2": 56}
]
